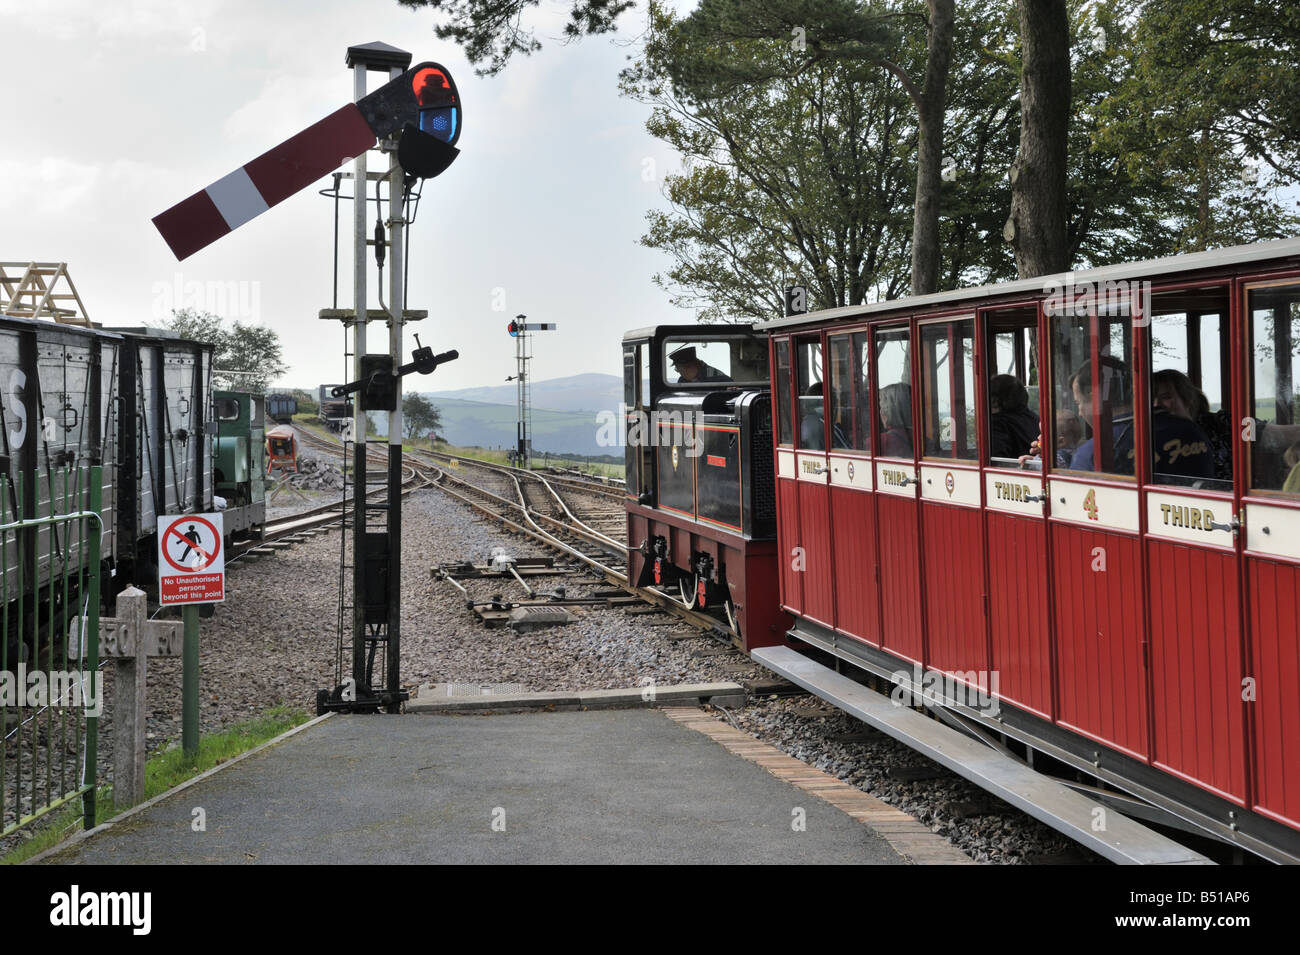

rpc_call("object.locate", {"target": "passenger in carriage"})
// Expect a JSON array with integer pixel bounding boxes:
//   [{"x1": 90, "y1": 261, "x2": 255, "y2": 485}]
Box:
[
  {"x1": 1016, "y1": 411, "x2": 1082, "y2": 470},
  {"x1": 1152, "y1": 368, "x2": 1300, "y2": 488},
  {"x1": 1068, "y1": 358, "x2": 1213, "y2": 479},
  {"x1": 1284, "y1": 441, "x2": 1300, "y2": 494},
  {"x1": 989, "y1": 374, "x2": 1040, "y2": 459},
  {"x1": 799, "y1": 382, "x2": 847, "y2": 450},
  {"x1": 1152, "y1": 369, "x2": 1231, "y2": 481},
  {"x1": 879, "y1": 382, "x2": 913, "y2": 458}
]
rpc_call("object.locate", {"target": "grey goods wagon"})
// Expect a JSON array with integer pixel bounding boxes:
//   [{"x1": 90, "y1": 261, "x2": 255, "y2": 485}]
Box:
[
  {"x1": 113, "y1": 328, "x2": 215, "y2": 588},
  {"x1": 0, "y1": 319, "x2": 214, "y2": 664}
]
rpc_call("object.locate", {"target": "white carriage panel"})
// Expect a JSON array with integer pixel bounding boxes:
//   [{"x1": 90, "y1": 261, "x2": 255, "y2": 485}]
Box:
[
  {"x1": 1145, "y1": 490, "x2": 1236, "y2": 550},
  {"x1": 828, "y1": 454, "x2": 872, "y2": 489},
  {"x1": 985, "y1": 471, "x2": 1046, "y2": 516},
  {"x1": 919, "y1": 464, "x2": 980, "y2": 507},
  {"x1": 875, "y1": 461, "x2": 918, "y2": 498},
  {"x1": 795, "y1": 451, "x2": 828, "y2": 484},
  {"x1": 1244, "y1": 500, "x2": 1300, "y2": 563},
  {"x1": 1049, "y1": 479, "x2": 1140, "y2": 533},
  {"x1": 777, "y1": 448, "x2": 796, "y2": 479}
]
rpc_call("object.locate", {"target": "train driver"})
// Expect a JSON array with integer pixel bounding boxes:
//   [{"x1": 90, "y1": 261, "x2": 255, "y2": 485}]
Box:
[{"x1": 670, "y1": 345, "x2": 730, "y2": 383}]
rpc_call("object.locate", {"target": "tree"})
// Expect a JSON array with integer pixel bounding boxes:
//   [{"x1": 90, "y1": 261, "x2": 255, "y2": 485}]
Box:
[
  {"x1": 396, "y1": 0, "x2": 634, "y2": 75},
  {"x1": 163, "y1": 309, "x2": 288, "y2": 392},
  {"x1": 625, "y1": 0, "x2": 1048, "y2": 315},
  {"x1": 1006, "y1": 0, "x2": 1070, "y2": 278},
  {"x1": 1092, "y1": 0, "x2": 1300, "y2": 254},
  {"x1": 403, "y1": 393, "x2": 443, "y2": 441},
  {"x1": 671, "y1": 0, "x2": 955, "y2": 296},
  {"x1": 623, "y1": 2, "x2": 917, "y2": 318}
]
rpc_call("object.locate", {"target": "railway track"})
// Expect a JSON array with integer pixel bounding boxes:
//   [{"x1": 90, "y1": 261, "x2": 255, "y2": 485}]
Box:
[
  {"x1": 407, "y1": 449, "x2": 743, "y2": 643},
  {"x1": 248, "y1": 431, "x2": 741, "y2": 640},
  {"x1": 231, "y1": 427, "x2": 427, "y2": 561}
]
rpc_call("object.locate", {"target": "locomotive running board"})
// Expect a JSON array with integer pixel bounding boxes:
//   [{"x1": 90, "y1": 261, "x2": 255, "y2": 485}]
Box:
[{"x1": 752, "y1": 645, "x2": 1214, "y2": 865}]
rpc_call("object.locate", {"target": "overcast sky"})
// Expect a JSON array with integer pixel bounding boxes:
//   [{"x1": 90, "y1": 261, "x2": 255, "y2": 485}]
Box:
[{"x1": 1, "y1": 0, "x2": 695, "y2": 393}]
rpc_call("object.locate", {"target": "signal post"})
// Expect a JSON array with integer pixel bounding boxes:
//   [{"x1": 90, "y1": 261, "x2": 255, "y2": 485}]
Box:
[
  {"x1": 506, "y1": 317, "x2": 556, "y2": 469},
  {"x1": 151, "y1": 40, "x2": 463, "y2": 714}
]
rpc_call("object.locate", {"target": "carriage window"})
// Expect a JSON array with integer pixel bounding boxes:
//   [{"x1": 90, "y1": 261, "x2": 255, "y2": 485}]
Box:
[
  {"x1": 215, "y1": 397, "x2": 240, "y2": 421},
  {"x1": 1051, "y1": 313, "x2": 1135, "y2": 476},
  {"x1": 623, "y1": 346, "x2": 637, "y2": 407},
  {"x1": 1248, "y1": 284, "x2": 1300, "y2": 494},
  {"x1": 828, "y1": 333, "x2": 869, "y2": 452},
  {"x1": 1148, "y1": 296, "x2": 1229, "y2": 489},
  {"x1": 874, "y1": 326, "x2": 913, "y2": 459},
  {"x1": 774, "y1": 340, "x2": 792, "y2": 446},
  {"x1": 795, "y1": 338, "x2": 825, "y2": 450},
  {"x1": 920, "y1": 318, "x2": 976, "y2": 460},
  {"x1": 986, "y1": 314, "x2": 1040, "y2": 464},
  {"x1": 640, "y1": 345, "x2": 651, "y2": 406}
]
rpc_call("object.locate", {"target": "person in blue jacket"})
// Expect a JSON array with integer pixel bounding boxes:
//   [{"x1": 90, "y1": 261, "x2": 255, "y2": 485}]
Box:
[{"x1": 1067, "y1": 357, "x2": 1212, "y2": 479}]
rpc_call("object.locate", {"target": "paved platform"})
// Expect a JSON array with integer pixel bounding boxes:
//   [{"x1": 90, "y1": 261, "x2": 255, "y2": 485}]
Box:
[{"x1": 45, "y1": 709, "x2": 909, "y2": 864}]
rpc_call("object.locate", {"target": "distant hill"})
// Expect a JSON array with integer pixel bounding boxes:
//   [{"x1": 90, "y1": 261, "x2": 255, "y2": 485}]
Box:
[
  {"x1": 279, "y1": 374, "x2": 625, "y2": 456},
  {"x1": 420, "y1": 397, "x2": 614, "y2": 457},
  {"x1": 425, "y1": 372, "x2": 621, "y2": 414}
]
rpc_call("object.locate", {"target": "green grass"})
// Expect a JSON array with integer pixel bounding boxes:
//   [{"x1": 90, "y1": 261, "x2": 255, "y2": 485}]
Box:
[
  {"x1": 422, "y1": 442, "x2": 622, "y2": 479},
  {"x1": 1, "y1": 705, "x2": 310, "y2": 864}
]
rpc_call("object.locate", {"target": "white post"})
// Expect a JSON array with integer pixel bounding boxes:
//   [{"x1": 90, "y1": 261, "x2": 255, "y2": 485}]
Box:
[{"x1": 352, "y1": 62, "x2": 368, "y2": 446}]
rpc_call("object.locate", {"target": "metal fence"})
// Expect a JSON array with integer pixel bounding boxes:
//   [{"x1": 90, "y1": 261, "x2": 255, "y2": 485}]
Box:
[{"x1": 0, "y1": 465, "x2": 102, "y2": 836}]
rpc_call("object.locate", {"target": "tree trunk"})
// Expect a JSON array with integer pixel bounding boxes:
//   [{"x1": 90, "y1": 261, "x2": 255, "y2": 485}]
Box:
[
  {"x1": 1009, "y1": 0, "x2": 1070, "y2": 279},
  {"x1": 1196, "y1": 126, "x2": 1210, "y2": 252},
  {"x1": 910, "y1": 0, "x2": 955, "y2": 296}
]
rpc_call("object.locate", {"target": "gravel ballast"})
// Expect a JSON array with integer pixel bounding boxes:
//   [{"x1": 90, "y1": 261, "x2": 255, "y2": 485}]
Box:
[{"x1": 3, "y1": 445, "x2": 1102, "y2": 863}]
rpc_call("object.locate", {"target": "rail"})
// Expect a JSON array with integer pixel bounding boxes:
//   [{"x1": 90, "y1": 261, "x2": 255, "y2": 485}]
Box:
[{"x1": 408, "y1": 451, "x2": 738, "y2": 641}]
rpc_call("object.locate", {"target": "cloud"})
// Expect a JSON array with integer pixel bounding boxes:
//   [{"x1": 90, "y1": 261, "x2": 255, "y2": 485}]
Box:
[
  {"x1": 0, "y1": 157, "x2": 101, "y2": 214},
  {"x1": 221, "y1": 68, "x2": 343, "y2": 146},
  {"x1": 0, "y1": 0, "x2": 217, "y2": 46}
]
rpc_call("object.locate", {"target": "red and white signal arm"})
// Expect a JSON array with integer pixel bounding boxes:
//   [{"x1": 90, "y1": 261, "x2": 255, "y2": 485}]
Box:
[
  {"x1": 152, "y1": 60, "x2": 461, "y2": 261},
  {"x1": 157, "y1": 513, "x2": 225, "y2": 605}
]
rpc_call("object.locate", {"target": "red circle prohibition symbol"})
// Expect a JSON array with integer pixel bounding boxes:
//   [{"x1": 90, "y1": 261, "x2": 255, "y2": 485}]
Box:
[{"x1": 162, "y1": 516, "x2": 222, "y2": 573}]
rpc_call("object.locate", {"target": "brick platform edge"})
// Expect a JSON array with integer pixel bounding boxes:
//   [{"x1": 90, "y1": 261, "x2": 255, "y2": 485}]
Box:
[{"x1": 660, "y1": 706, "x2": 977, "y2": 865}]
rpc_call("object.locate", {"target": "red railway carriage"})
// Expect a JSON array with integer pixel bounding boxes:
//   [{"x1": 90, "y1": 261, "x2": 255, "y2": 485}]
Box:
[
  {"x1": 623, "y1": 325, "x2": 791, "y2": 651},
  {"x1": 758, "y1": 236, "x2": 1300, "y2": 862}
]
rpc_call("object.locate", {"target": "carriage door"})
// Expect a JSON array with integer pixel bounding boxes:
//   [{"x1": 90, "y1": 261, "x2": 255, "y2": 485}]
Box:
[
  {"x1": 1141, "y1": 289, "x2": 1249, "y2": 807},
  {"x1": 1047, "y1": 306, "x2": 1149, "y2": 761},
  {"x1": 917, "y1": 316, "x2": 986, "y2": 678},
  {"x1": 1242, "y1": 280, "x2": 1300, "y2": 829},
  {"x1": 773, "y1": 339, "x2": 802, "y2": 614},
  {"x1": 790, "y1": 336, "x2": 833, "y2": 625},
  {"x1": 982, "y1": 306, "x2": 1053, "y2": 719},
  {"x1": 827, "y1": 331, "x2": 878, "y2": 644},
  {"x1": 871, "y1": 323, "x2": 923, "y2": 665}
]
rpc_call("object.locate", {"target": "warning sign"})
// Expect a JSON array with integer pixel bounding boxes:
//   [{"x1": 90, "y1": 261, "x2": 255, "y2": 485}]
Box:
[{"x1": 158, "y1": 513, "x2": 225, "y2": 605}]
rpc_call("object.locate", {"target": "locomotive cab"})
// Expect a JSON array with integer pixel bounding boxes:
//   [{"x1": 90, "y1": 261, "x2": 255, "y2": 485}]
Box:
[{"x1": 623, "y1": 325, "x2": 787, "y2": 651}]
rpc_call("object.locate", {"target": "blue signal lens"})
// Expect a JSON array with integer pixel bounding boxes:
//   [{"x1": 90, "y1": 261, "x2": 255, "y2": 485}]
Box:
[{"x1": 419, "y1": 107, "x2": 459, "y2": 143}]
